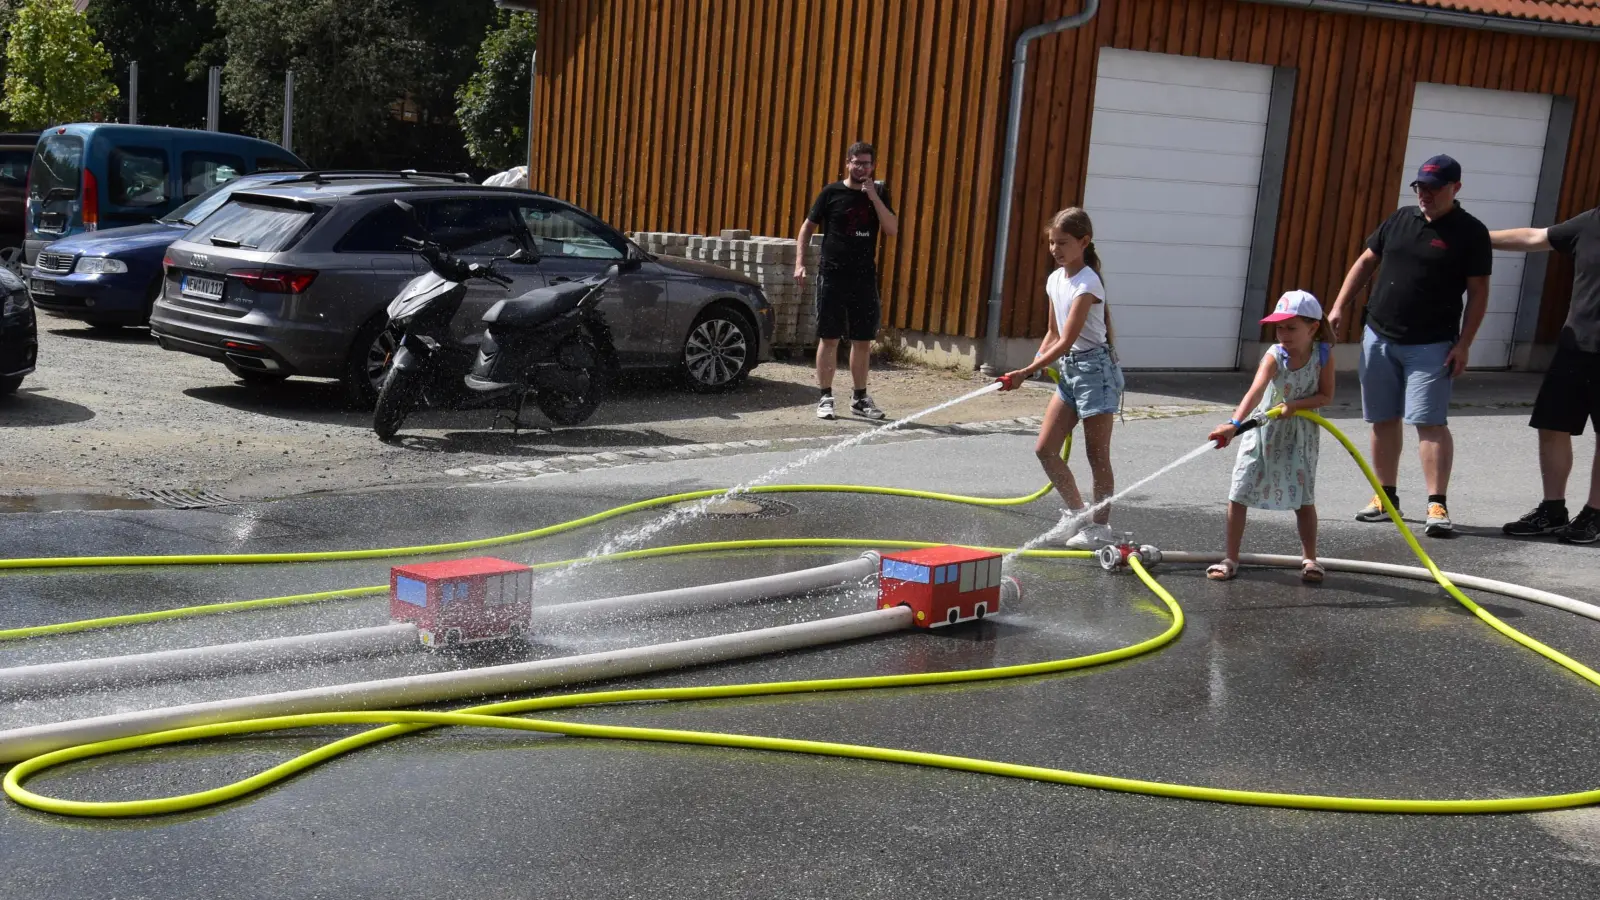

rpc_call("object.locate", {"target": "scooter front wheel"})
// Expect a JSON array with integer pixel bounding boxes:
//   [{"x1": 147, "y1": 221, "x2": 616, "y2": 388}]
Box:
[
  {"x1": 374, "y1": 365, "x2": 425, "y2": 441},
  {"x1": 534, "y1": 334, "x2": 606, "y2": 427}
]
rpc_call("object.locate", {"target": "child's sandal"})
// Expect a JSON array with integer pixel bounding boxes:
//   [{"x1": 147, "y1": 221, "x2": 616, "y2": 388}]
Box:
[
  {"x1": 1301, "y1": 559, "x2": 1325, "y2": 583},
  {"x1": 1206, "y1": 559, "x2": 1238, "y2": 581}
]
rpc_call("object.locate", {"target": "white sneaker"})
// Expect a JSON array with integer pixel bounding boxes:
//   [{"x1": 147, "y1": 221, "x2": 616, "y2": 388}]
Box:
[
  {"x1": 1065, "y1": 523, "x2": 1115, "y2": 550},
  {"x1": 816, "y1": 395, "x2": 836, "y2": 419}
]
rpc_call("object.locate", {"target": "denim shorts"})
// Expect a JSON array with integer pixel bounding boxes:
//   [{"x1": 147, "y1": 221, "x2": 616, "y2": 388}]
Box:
[
  {"x1": 1054, "y1": 345, "x2": 1124, "y2": 418},
  {"x1": 1360, "y1": 325, "x2": 1453, "y2": 426}
]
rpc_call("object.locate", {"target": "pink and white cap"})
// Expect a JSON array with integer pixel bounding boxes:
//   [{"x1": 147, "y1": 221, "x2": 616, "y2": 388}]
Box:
[{"x1": 1261, "y1": 289, "x2": 1323, "y2": 324}]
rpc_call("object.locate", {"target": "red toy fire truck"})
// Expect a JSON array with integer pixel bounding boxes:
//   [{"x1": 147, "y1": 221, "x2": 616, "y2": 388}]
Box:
[
  {"x1": 389, "y1": 557, "x2": 535, "y2": 649},
  {"x1": 877, "y1": 546, "x2": 1004, "y2": 628}
]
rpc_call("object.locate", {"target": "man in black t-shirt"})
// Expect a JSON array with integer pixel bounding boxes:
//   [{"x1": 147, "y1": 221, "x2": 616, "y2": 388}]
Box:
[
  {"x1": 1328, "y1": 154, "x2": 1492, "y2": 538},
  {"x1": 1493, "y1": 208, "x2": 1600, "y2": 544},
  {"x1": 795, "y1": 141, "x2": 898, "y2": 421}
]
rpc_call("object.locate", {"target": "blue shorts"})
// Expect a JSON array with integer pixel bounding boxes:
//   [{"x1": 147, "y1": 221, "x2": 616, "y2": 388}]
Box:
[
  {"x1": 1054, "y1": 345, "x2": 1124, "y2": 418},
  {"x1": 1360, "y1": 326, "x2": 1453, "y2": 426}
]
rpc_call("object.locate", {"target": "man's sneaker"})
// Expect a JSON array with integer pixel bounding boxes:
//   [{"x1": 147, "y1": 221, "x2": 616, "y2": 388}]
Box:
[
  {"x1": 1424, "y1": 503, "x2": 1454, "y2": 538},
  {"x1": 1356, "y1": 495, "x2": 1399, "y2": 522},
  {"x1": 851, "y1": 394, "x2": 886, "y2": 420},
  {"x1": 1065, "y1": 523, "x2": 1115, "y2": 550},
  {"x1": 816, "y1": 395, "x2": 836, "y2": 420},
  {"x1": 1558, "y1": 507, "x2": 1599, "y2": 545},
  {"x1": 1502, "y1": 505, "x2": 1569, "y2": 537}
]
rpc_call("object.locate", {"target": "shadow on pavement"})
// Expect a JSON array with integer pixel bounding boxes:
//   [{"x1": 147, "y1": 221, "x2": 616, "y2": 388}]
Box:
[
  {"x1": 0, "y1": 386, "x2": 96, "y2": 426},
  {"x1": 182, "y1": 372, "x2": 820, "y2": 432},
  {"x1": 45, "y1": 325, "x2": 156, "y2": 344}
]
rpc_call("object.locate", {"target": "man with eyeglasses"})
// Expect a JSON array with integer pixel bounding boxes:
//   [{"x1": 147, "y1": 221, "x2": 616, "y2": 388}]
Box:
[
  {"x1": 795, "y1": 141, "x2": 898, "y2": 421},
  {"x1": 1328, "y1": 154, "x2": 1492, "y2": 537}
]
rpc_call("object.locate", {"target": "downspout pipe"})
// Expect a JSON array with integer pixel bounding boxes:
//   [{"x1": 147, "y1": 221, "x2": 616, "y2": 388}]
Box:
[
  {"x1": 1245, "y1": 0, "x2": 1600, "y2": 43},
  {"x1": 981, "y1": 0, "x2": 1102, "y2": 377}
]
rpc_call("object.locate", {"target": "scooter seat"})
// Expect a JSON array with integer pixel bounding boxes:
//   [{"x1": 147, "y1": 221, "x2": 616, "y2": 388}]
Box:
[{"x1": 483, "y1": 282, "x2": 589, "y2": 328}]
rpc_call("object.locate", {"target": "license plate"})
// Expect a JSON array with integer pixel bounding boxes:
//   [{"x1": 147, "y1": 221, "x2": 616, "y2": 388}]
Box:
[
  {"x1": 181, "y1": 274, "x2": 225, "y2": 301},
  {"x1": 29, "y1": 278, "x2": 55, "y2": 296}
]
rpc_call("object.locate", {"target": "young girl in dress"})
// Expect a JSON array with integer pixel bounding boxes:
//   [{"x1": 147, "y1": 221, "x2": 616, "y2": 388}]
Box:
[
  {"x1": 996, "y1": 207, "x2": 1124, "y2": 549},
  {"x1": 1206, "y1": 290, "x2": 1337, "y2": 582}
]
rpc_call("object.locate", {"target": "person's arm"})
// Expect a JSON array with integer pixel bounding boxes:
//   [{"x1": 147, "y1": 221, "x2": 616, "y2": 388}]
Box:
[
  {"x1": 1327, "y1": 248, "x2": 1380, "y2": 338},
  {"x1": 794, "y1": 219, "x2": 818, "y2": 283},
  {"x1": 1284, "y1": 350, "x2": 1336, "y2": 414},
  {"x1": 1209, "y1": 351, "x2": 1279, "y2": 448},
  {"x1": 1446, "y1": 276, "x2": 1490, "y2": 377},
  {"x1": 999, "y1": 292, "x2": 1093, "y2": 388},
  {"x1": 1490, "y1": 227, "x2": 1551, "y2": 252},
  {"x1": 862, "y1": 179, "x2": 898, "y2": 236}
]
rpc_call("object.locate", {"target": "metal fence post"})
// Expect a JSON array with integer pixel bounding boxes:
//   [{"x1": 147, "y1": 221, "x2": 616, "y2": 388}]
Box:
[
  {"x1": 128, "y1": 61, "x2": 139, "y2": 125},
  {"x1": 207, "y1": 66, "x2": 221, "y2": 131},
  {"x1": 282, "y1": 71, "x2": 295, "y2": 153}
]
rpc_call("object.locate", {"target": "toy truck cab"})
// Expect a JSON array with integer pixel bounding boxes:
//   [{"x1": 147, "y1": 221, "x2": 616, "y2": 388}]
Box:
[
  {"x1": 390, "y1": 557, "x2": 535, "y2": 648},
  {"x1": 877, "y1": 546, "x2": 1005, "y2": 628}
]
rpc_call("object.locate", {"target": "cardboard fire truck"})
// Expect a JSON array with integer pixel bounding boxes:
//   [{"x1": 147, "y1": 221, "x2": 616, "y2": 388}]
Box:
[
  {"x1": 389, "y1": 557, "x2": 535, "y2": 648},
  {"x1": 877, "y1": 546, "x2": 1004, "y2": 628}
]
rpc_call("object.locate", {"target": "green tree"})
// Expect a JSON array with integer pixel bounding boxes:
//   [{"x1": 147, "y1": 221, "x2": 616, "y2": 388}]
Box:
[
  {"x1": 213, "y1": 0, "x2": 425, "y2": 167},
  {"x1": 87, "y1": 0, "x2": 220, "y2": 129},
  {"x1": 456, "y1": 11, "x2": 536, "y2": 171},
  {"x1": 1, "y1": 0, "x2": 119, "y2": 128}
]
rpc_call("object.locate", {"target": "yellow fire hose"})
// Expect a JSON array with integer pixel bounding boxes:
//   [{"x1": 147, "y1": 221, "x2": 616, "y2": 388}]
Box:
[{"x1": 6, "y1": 413, "x2": 1600, "y2": 817}]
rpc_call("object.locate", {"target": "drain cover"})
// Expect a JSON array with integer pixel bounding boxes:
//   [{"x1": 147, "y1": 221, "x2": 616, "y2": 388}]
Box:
[
  {"x1": 669, "y1": 495, "x2": 795, "y2": 519},
  {"x1": 127, "y1": 488, "x2": 239, "y2": 510}
]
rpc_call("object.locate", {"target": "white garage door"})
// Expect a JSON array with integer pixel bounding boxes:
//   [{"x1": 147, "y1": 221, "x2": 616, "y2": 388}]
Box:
[
  {"x1": 1397, "y1": 83, "x2": 1552, "y2": 369},
  {"x1": 1083, "y1": 49, "x2": 1273, "y2": 369}
]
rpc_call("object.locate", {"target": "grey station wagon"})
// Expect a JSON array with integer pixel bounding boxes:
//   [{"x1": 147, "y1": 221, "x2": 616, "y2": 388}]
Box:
[{"x1": 150, "y1": 174, "x2": 773, "y2": 404}]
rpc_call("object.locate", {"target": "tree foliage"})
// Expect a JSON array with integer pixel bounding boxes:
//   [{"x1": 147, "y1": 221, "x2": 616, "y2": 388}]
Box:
[
  {"x1": 213, "y1": 0, "x2": 425, "y2": 167},
  {"x1": 87, "y1": 0, "x2": 220, "y2": 129},
  {"x1": 1, "y1": 0, "x2": 118, "y2": 128},
  {"x1": 456, "y1": 11, "x2": 536, "y2": 172}
]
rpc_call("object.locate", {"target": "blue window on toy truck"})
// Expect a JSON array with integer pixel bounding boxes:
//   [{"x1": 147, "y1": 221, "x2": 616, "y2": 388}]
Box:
[
  {"x1": 396, "y1": 576, "x2": 428, "y2": 607},
  {"x1": 883, "y1": 559, "x2": 930, "y2": 584}
]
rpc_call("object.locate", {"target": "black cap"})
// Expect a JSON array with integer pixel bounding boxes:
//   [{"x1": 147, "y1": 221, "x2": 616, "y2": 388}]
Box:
[{"x1": 1411, "y1": 154, "x2": 1462, "y2": 189}]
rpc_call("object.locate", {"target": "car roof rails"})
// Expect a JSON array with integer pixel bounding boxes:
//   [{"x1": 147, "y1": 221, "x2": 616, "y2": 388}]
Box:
[{"x1": 286, "y1": 169, "x2": 475, "y2": 185}]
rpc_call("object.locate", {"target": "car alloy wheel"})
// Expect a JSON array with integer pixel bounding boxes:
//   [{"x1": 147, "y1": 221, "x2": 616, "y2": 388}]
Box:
[
  {"x1": 365, "y1": 324, "x2": 401, "y2": 394},
  {"x1": 684, "y1": 314, "x2": 749, "y2": 390}
]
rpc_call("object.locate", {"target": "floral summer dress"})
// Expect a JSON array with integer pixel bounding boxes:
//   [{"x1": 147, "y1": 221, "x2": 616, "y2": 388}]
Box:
[{"x1": 1228, "y1": 343, "x2": 1329, "y2": 511}]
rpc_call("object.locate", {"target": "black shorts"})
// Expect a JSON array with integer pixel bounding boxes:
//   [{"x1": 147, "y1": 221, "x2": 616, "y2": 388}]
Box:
[
  {"x1": 1530, "y1": 336, "x2": 1600, "y2": 435},
  {"x1": 815, "y1": 271, "x2": 880, "y2": 342}
]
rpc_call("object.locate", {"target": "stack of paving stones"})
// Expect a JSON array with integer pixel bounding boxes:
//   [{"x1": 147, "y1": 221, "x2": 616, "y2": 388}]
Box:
[{"x1": 628, "y1": 228, "x2": 823, "y2": 351}]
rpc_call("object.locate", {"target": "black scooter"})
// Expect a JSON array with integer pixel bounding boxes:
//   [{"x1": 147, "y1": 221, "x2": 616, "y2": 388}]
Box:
[{"x1": 372, "y1": 201, "x2": 621, "y2": 441}]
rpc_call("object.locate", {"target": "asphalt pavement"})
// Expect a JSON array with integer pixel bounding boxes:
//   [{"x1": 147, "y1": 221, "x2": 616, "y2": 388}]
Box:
[{"x1": 1, "y1": 398, "x2": 1598, "y2": 898}]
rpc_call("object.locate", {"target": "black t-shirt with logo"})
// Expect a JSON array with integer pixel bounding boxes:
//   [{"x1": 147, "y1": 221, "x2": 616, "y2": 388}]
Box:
[
  {"x1": 1364, "y1": 204, "x2": 1493, "y2": 345},
  {"x1": 806, "y1": 181, "x2": 893, "y2": 275},
  {"x1": 1547, "y1": 207, "x2": 1600, "y2": 353}
]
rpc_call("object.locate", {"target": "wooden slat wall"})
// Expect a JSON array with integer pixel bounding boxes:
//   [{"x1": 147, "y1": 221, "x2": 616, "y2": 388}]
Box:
[
  {"x1": 532, "y1": 0, "x2": 1600, "y2": 349},
  {"x1": 1001, "y1": 0, "x2": 1600, "y2": 345},
  {"x1": 530, "y1": 0, "x2": 1010, "y2": 340}
]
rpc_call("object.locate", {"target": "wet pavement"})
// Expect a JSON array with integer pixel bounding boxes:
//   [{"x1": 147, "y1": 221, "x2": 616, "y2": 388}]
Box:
[{"x1": 2, "y1": 418, "x2": 1599, "y2": 899}]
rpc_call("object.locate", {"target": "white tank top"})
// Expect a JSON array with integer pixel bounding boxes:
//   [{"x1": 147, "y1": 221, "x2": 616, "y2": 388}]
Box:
[{"x1": 1047, "y1": 266, "x2": 1108, "y2": 353}]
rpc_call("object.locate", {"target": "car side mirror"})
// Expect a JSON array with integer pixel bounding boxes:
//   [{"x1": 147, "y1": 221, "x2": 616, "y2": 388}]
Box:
[{"x1": 618, "y1": 257, "x2": 643, "y2": 275}]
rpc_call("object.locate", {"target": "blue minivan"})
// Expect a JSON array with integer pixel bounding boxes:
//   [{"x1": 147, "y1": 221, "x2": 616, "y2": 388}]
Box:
[{"x1": 23, "y1": 124, "x2": 303, "y2": 274}]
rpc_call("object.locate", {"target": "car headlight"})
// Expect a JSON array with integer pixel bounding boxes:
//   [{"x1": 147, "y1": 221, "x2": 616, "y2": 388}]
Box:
[
  {"x1": 75, "y1": 257, "x2": 129, "y2": 275},
  {"x1": 2, "y1": 290, "x2": 28, "y2": 316},
  {"x1": 0, "y1": 266, "x2": 21, "y2": 292}
]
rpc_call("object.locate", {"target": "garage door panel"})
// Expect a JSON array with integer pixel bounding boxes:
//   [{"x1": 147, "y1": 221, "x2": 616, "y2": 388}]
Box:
[
  {"x1": 1403, "y1": 143, "x2": 1545, "y2": 178},
  {"x1": 1098, "y1": 50, "x2": 1273, "y2": 94},
  {"x1": 1407, "y1": 109, "x2": 1548, "y2": 147},
  {"x1": 1096, "y1": 240, "x2": 1250, "y2": 278},
  {"x1": 1088, "y1": 209, "x2": 1255, "y2": 248},
  {"x1": 1086, "y1": 178, "x2": 1259, "y2": 217},
  {"x1": 1103, "y1": 274, "x2": 1248, "y2": 309},
  {"x1": 1086, "y1": 49, "x2": 1272, "y2": 369},
  {"x1": 1094, "y1": 77, "x2": 1270, "y2": 123},
  {"x1": 1412, "y1": 83, "x2": 1552, "y2": 121},
  {"x1": 1113, "y1": 304, "x2": 1242, "y2": 339},
  {"x1": 1087, "y1": 145, "x2": 1267, "y2": 187},
  {"x1": 1089, "y1": 110, "x2": 1266, "y2": 156},
  {"x1": 1400, "y1": 83, "x2": 1552, "y2": 369},
  {"x1": 1112, "y1": 336, "x2": 1236, "y2": 369}
]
